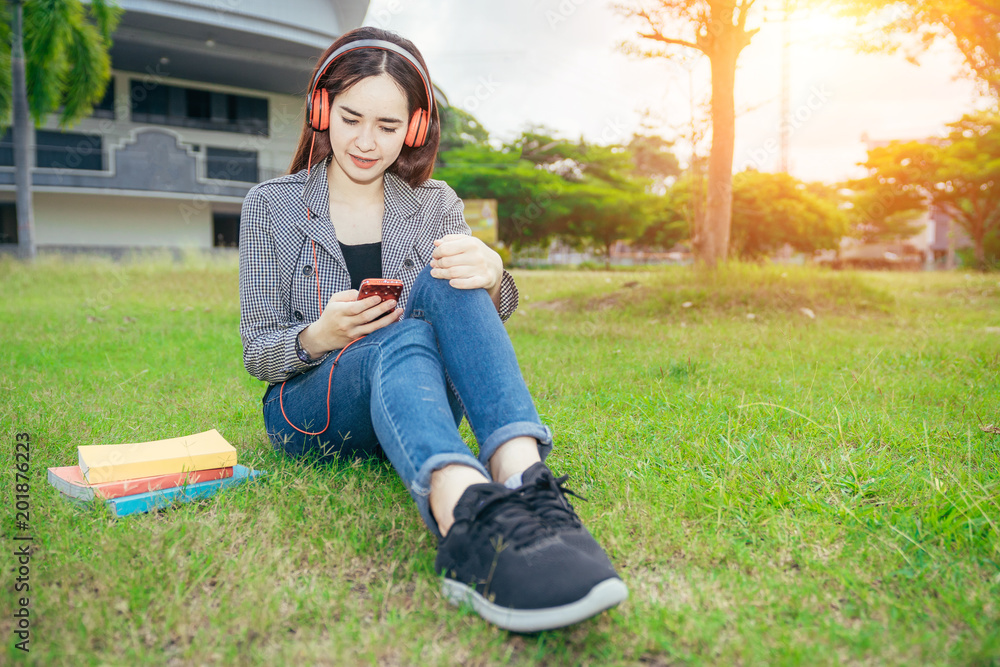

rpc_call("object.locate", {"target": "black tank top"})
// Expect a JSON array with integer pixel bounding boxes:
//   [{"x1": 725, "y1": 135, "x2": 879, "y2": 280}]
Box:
[{"x1": 339, "y1": 241, "x2": 382, "y2": 291}]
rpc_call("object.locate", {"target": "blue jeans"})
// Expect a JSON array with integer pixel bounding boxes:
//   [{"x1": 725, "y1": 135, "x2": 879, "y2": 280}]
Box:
[{"x1": 263, "y1": 265, "x2": 553, "y2": 538}]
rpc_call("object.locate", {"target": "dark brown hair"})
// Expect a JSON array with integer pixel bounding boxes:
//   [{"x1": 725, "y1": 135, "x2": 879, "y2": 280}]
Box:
[{"x1": 288, "y1": 27, "x2": 440, "y2": 187}]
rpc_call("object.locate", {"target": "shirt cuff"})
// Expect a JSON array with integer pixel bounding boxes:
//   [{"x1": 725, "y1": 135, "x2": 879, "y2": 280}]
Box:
[{"x1": 284, "y1": 323, "x2": 330, "y2": 378}]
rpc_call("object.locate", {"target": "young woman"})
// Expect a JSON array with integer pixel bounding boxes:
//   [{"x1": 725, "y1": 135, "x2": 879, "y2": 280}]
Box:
[{"x1": 238, "y1": 26, "x2": 627, "y2": 632}]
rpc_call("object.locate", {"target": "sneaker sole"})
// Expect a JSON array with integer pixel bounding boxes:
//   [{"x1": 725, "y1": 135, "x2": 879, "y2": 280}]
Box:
[{"x1": 441, "y1": 577, "x2": 628, "y2": 633}]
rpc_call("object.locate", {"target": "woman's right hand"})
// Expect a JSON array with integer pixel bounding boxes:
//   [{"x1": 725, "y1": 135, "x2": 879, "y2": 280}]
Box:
[{"x1": 298, "y1": 289, "x2": 401, "y2": 358}]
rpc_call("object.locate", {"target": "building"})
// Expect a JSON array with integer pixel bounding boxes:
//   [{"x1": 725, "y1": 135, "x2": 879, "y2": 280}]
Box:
[{"x1": 0, "y1": 0, "x2": 369, "y2": 253}]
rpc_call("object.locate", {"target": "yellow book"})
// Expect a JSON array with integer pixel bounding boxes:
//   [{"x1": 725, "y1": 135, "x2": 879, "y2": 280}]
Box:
[{"x1": 78, "y1": 429, "x2": 238, "y2": 484}]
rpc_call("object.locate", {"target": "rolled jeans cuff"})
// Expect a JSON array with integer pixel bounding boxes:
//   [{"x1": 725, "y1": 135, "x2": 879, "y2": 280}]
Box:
[
  {"x1": 479, "y1": 421, "x2": 554, "y2": 468},
  {"x1": 412, "y1": 452, "x2": 491, "y2": 540}
]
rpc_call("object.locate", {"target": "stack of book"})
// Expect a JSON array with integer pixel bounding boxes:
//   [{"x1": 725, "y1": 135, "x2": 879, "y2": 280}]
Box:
[{"x1": 47, "y1": 429, "x2": 265, "y2": 517}]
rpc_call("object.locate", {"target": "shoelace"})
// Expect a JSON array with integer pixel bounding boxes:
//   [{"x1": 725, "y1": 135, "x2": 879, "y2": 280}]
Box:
[
  {"x1": 468, "y1": 487, "x2": 553, "y2": 550},
  {"x1": 523, "y1": 473, "x2": 587, "y2": 529}
]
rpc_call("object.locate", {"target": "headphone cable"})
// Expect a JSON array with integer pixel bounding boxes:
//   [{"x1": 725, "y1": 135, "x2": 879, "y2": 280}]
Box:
[{"x1": 278, "y1": 132, "x2": 366, "y2": 436}]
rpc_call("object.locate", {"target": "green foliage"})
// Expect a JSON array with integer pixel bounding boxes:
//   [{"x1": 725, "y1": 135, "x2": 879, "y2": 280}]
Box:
[
  {"x1": 0, "y1": 0, "x2": 122, "y2": 129},
  {"x1": 832, "y1": 0, "x2": 1000, "y2": 99},
  {"x1": 435, "y1": 123, "x2": 682, "y2": 256},
  {"x1": 860, "y1": 113, "x2": 1000, "y2": 268},
  {"x1": 437, "y1": 103, "x2": 490, "y2": 153},
  {"x1": 435, "y1": 143, "x2": 572, "y2": 249},
  {"x1": 842, "y1": 177, "x2": 927, "y2": 243},
  {"x1": 627, "y1": 133, "x2": 681, "y2": 182},
  {"x1": 729, "y1": 171, "x2": 848, "y2": 259},
  {"x1": 634, "y1": 178, "x2": 691, "y2": 249}
]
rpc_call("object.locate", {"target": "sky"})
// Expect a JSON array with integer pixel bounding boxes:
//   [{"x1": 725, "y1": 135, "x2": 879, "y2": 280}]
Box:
[{"x1": 362, "y1": 0, "x2": 984, "y2": 184}]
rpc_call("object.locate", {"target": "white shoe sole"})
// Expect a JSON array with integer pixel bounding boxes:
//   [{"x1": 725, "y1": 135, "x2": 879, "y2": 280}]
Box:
[{"x1": 441, "y1": 577, "x2": 628, "y2": 633}]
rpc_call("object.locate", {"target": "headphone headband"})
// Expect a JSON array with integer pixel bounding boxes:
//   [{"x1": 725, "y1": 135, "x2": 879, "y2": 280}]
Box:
[{"x1": 307, "y1": 38, "x2": 435, "y2": 122}]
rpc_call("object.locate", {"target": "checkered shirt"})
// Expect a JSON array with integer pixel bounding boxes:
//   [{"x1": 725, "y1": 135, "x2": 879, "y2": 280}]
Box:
[{"x1": 238, "y1": 158, "x2": 520, "y2": 384}]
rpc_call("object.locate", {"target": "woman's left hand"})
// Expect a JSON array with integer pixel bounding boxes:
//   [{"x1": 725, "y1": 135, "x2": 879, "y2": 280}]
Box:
[{"x1": 430, "y1": 234, "x2": 503, "y2": 292}]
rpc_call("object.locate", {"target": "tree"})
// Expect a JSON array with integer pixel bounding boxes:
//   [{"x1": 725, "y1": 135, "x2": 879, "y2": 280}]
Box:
[
  {"x1": 437, "y1": 102, "x2": 490, "y2": 153},
  {"x1": 860, "y1": 113, "x2": 1000, "y2": 269},
  {"x1": 633, "y1": 177, "x2": 691, "y2": 249},
  {"x1": 616, "y1": 0, "x2": 760, "y2": 265},
  {"x1": 560, "y1": 185, "x2": 654, "y2": 268},
  {"x1": 627, "y1": 133, "x2": 682, "y2": 186},
  {"x1": 841, "y1": 178, "x2": 927, "y2": 244},
  {"x1": 437, "y1": 127, "x2": 681, "y2": 258},
  {"x1": 435, "y1": 142, "x2": 573, "y2": 250},
  {"x1": 1, "y1": 0, "x2": 121, "y2": 259},
  {"x1": 834, "y1": 0, "x2": 1000, "y2": 99},
  {"x1": 729, "y1": 170, "x2": 847, "y2": 259}
]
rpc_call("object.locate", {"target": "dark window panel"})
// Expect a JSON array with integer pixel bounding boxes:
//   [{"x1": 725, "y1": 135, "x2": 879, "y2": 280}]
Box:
[
  {"x1": 36, "y1": 130, "x2": 103, "y2": 171},
  {"x1": 130, "y1": 79, "x2": 269, "y2": 136},
  {"x1": 91, "y1": 79, "x2": 115, "y2": 119},
  {"x1": 0, "y1": 130, "x2": 12, "y2": 167},
  {"x1": 213, "y1": 212, "x2": 241, "y2": 247},
  {"x1": 206, "y1": 147, "x2": 258, "y2": 183},
  {"x1": 0, "y1": 203, "x2": 17, "y2": 244},
  {"x1": 186, "y1": 88, "x2": 211, "y2": 120}
]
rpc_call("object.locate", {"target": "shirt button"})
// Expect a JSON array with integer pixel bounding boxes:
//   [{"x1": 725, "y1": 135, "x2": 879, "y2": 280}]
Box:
[
  {"x1": 302, "y1": 265, "x2": 313, "y2": 276},
  {"x1": 403, "y1": 258, "x2": 414, "y2": 269},
  {"x1": 293, "y1": 310, "x2": 304, "y2": 321}
]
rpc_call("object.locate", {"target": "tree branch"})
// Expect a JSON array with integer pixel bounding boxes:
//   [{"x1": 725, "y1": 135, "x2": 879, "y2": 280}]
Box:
[
  {"x1": 738, "y1": 0, "x2": 758, "y2": 30},
  {"x1": 637, "y1": 32, "x2": 704, "y2": 53},
  {"x1": 964, "y1": 0, "x2": 1000, "y2": 18}
]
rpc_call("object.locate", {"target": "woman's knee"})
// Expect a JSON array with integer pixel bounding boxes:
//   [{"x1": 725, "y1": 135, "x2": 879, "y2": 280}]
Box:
[{"x1": 382, "y1": 316, "x2": 436, "y2": 347}]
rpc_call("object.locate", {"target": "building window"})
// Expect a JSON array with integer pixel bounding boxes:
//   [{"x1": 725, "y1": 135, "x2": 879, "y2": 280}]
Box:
[
  {"x1": 36, "y1": 131, "x2": 103, "y2": 170},
  {"x1": 0, "y1": 131, "x2": 12, "y2": 167},
  {"x1": 0, "y1": 203, "x2": 16, "y2": 244},
  {"x1": 213, "y1": 212, "x2": 240, "y2": 247},
  {"x1": 0, "y1": 131, "x2": 103, "y2": 170},
  {"x1": 130, "y1": 80, "x2": 269, "y2": 136},
  {"x1": 91, "y1": 79, "x2": 115, "y2": 119},
  {"x1": 206, "y1": 147, "x2": 258, "y2": 183}
]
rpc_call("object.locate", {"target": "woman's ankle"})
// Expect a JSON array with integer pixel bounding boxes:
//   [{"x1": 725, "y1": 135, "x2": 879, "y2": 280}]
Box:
[
  {"x1": 430, "y1": 464, "x2": 491, "y2": 537},
  {"x1": 489, "y1": 437, "x2": 541, "y2": 486}
]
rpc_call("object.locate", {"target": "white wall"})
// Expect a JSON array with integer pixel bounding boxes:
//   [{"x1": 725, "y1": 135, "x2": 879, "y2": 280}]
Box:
[{"x1": 34, "y1": 193, "x2": 212, "y2": 248}]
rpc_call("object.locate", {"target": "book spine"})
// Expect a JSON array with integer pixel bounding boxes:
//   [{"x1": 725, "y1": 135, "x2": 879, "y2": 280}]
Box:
[
  {"x1": 83, "y1": 451, "x2": 238, "y2": 484},
  {"x1": 107, "y1": 466, "x2": 260, "y2": 517},
  {"x1": 94, "y1": 468, "x2": 234, "y2": 500}
]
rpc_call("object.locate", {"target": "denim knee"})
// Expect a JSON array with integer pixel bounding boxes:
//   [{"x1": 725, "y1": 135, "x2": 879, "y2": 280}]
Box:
[{"x1": 375, "y1": 317, "x2": 464, "y2": 427}]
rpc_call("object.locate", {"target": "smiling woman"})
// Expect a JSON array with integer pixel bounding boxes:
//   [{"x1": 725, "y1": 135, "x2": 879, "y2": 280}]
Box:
[
  {"x1": 236, "y1": 26, "x2": 628, "y2": 633},
  {"x1": 328, "y1": 75, "x2": 409, "y2": 185}
]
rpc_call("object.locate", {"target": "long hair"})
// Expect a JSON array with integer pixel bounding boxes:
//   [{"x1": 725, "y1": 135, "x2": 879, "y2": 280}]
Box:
[{"x1": 288, "y1": 27, "x2": 440, "y2": 187}]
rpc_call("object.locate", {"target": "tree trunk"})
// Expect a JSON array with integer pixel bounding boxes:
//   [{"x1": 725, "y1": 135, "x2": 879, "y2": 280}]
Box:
[
  {"x1": 702, "y1": 25, "x2": 740, "y2": 266},
  {"x1": 12, "y1": 0, "x2": 36, "y2": 260}
]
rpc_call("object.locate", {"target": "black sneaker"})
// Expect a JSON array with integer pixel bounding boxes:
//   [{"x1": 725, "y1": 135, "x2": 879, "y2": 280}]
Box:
[
  {"x1": 518, "y1": 463, "x2": 621, "y2": 566},
  {"x1": 436, "y1": 482, "x2": 628, "y2": 633}
]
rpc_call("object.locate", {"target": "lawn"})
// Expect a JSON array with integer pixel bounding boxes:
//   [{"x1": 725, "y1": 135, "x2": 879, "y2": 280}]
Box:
[{"x1": 1, "y1": 254, "x2": 998, "y2": 666}]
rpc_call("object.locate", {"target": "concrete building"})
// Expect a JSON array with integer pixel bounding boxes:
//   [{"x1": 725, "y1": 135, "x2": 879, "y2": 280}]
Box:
[{"x1": 0, "y1": 0, "x2": 369, "y2": 253}]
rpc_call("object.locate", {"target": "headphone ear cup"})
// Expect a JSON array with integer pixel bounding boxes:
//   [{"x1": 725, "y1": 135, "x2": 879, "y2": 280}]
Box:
[
  {"x1": 310, "y1": 89, "x2": 329, "y2": 131},
  {"x1": 405, "y1": 108, "x2": 428, "y2": 147}
]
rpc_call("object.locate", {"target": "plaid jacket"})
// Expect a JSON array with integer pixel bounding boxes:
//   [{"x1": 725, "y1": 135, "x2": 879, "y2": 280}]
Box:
[{"x1": 238, "y1": 158, "x2": 520, "y2": 384}]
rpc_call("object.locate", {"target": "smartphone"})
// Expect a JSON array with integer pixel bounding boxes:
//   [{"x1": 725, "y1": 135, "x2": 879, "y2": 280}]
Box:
[{"x1": 357, "y1": 278, "x2": 403, "y2": 303}]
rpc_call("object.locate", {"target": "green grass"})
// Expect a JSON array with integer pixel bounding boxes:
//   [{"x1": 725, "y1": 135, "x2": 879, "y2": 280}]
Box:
[{"x1": 1, "y1": 255, "x2": 998, "y2": 666}]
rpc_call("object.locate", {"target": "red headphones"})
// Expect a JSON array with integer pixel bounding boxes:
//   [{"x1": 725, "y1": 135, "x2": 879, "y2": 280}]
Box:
[{"x1": 306, "y1": 38, "x2": 435, "y2": 148}]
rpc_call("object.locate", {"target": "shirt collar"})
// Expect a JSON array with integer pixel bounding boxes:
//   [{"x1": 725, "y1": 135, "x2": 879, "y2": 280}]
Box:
[{"x1": 301, "y1": 156, "x2": 421, "y2": 221}]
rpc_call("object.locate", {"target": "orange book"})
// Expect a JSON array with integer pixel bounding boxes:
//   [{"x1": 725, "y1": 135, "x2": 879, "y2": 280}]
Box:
[{"x1": 47, "y1": 465, "x2": 234, "y2": 501}]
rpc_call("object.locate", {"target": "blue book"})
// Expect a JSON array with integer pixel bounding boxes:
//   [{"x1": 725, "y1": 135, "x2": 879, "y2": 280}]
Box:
[{"x1": 106, "y1": 464, "x2": 266, "y2": 517}]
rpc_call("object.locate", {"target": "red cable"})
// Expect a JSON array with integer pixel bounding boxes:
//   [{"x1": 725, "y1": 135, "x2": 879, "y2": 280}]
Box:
[{"x1": 277, "y1": 132, "x2": 366, "y2": 436}]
